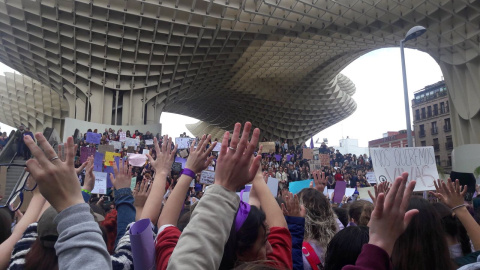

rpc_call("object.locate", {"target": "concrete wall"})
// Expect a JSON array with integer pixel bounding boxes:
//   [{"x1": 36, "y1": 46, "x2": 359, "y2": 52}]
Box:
[{"x1": 62, "y1": 117, "x2": 162, "y2": 143}]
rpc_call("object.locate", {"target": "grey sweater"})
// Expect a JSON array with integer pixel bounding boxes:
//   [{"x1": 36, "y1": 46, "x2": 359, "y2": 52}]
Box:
[{"x1": 54, "y1": 203, "x2": 112, "y2": 270}]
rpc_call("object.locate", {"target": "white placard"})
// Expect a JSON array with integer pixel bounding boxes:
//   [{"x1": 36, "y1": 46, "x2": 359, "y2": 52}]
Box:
[
  {"x1": 91, "y1": 172, "x2": 108, "y2": 194},
  {"x1": 345, "y1": 188, "x2": 356, "y2": 198},
  {"x1": 365, "y1": 171, "x2": 377, "y2": 184},
  {"x1": 370, "y1": 147, "x2": 438, "y2": 191},
  {"x1": 207, "y1": 166, "x2": 215, "y2": 171},
  {"x1": 109, "y1": 141, "x2": 122, "y2": 150},
  {"x1": 119, "y1": 132, "x2": 126, "y2": 142},
  {"x1": 199, "y1": 170, "x2": 215, "y2": 185},
  {"x1": 213, "y1": 142, "x2": 222, "y2": 152},
  {"x1": 327, "y1": 189, "x2": 335, "y2": 201},
  {"x1": 267, "y1": 177, "x2": 279, "y2": 197},
  {"x1": 142, "y1": 149, "x2": 150, "y2": 155},
  {"x1": 125, "y1": 137, "x2": 140, "y2": 148},
  {"x1": 190, "y1": 179, "x2": 195, "y2": 188},
  {"x1": 145, "y1": 139, "x2": 154, "y2": 145},
  {"x1": 175, "y1": 138, "x2": 196, "y2": 149}
]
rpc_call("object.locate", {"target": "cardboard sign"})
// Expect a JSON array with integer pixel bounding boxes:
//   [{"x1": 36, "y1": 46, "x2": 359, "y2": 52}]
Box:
[
  {"x1": 172, "y1": 162, "x2": 182, "y2": 173},
  {"x1": 308, "y1": 160, "x2": 322, "y2": 171},
  {"x1": 370, "y1": 147, "x2": 438, "y2": 191},
  {"x1": 109, "y1": 141, "x2": 123, "y2": 150},
  {"x1": 267, "y1": 177, "x2": 279, "y2": 197},
  {"x1": 127, "y1": 146, "x2": 135, "y2": 153},
  {"x1": 213, "y1": 142, "x2": 222, "y2": 152},
  {"x1": 179, "y1": 149, "x2": 189, "y2": 158},
  {"x1": 259, "y1": 142, "x2": 275, "y2": 153},
  {"x1": 303, "y1": 148, "x2": 313, "y2": 160},
  {"x1": 98, "y1": 144, "x2": 115, "y2": 154},
  {"x1": 175, "y1": 138, "x2": 196, "y2": 149},
  {"x1": 80, "y1": 146, "x2": 96, "y2": 163},
  {"x1": 119, "y1": 132, "x2": 126, "y2": 142},
  {"x1": 333, "y1": 181, "x2": 347, "y2": 203},
  {"x1": 86, "y1": 132, "x2": 101, "y2": 144},
  {"x1": 319, "y1": 154, "x2": 330, "y2": 166},
  {"x1": 366, "y1": 172, "x2": 376, "y2": 184},
  {"x1": 105, "y1": 151, "x2": 121, "y2": 166},
  {"x1": 91, "y1": 172, "x2": 108, "y2": 194},
  {"x1": 199, "y1": 170, "x2": 215, "y2": 185},
  {"x1": 145, "y1": 139, "x2": 154, "y2": 145}
]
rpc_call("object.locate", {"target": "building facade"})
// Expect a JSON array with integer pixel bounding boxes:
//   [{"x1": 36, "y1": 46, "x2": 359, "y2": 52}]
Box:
[
  {"x1": 412, "y1": 81, "x2": 453, "y2": 172},
  {"x1": 334, "y1": 137, "x2": 368, "y2": 156},
  {"x1": 368, "y1": 130, "x2": 414, "y2": 149}
]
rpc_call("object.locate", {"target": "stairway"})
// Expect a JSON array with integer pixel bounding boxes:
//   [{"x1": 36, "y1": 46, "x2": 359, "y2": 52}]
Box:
[{"x1": 3, "y1": 157, "x2": 26, "y2": 203}]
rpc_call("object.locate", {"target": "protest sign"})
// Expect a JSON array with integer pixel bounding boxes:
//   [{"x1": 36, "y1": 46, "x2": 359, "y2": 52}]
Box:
[
  {"x1": 119, "y1": 132, "x2": 126, "y2": 142},
  {"x1": 289, "y1": 179, "x2": 313, "y2": 194},
  {"x1": 142, "y1": 149, "x2": 150, "y2": 155},
  {"x1": 345, "y1": 188, "x2": 356, "y2": 198},
  {"x1": 259, "y1": 142, "x2": 275, "y2": 153},
  {"x1": 308, "y1": 160, "x2": 322, "y2": 171},
  {"x1": 98, "y1": 145, "x2": 114, "y2": 154},
  {"x1": 128, "y1": 154, "x2": 148, "y2": 167},
  {"x1": 80, "y1": 146, "x2": 96, "y2": 163},
  {"x1": 93, "y1": 152, "x2": 104, "y2": 172},
  {"x1": 105, "y1": 152, "x2": 121, "y2": 166},
  {"x1": 145, "y1": 139, "x2": 154, "y2": 145},
  {"x1": 200, "y1": 170, "x2": 215, "y2": 185},
  {"x1": 130, "y1": 177, "x2": 137, "y2": 190},
  {"x1": 327, "y1": 189, "x2": 334, "y2": 201},
  {"x1": 109, "y1": 141, "x2": 122, "y2": 150},
  {"x1": 333, "y1": 181, "x2": 347, "y2": 203},
  {"x1": 86, "y1": 132, "x2": 101, "y2": 144},
  {"x1": 358, "y1": 187, "x2": 374, "y2": 201},
  {"x1": 207, "y1": 166, "x2": 215, "y2": 171},
  {"x1": 175, "y1": 138, "x2": 195, "y2": 149},
  {"x1": 125, "y1": 138, "x2": 140, "y2": 149},
  {"x1": 319, "y1": 154, "x2": 330, "y2": 166},
  {"x1": 91, "y1": 172, "x2": 107, "y2": 194},
  {"x1": 174, "y1": 157, "x2": 187, "y2": 169},
  {"x1": 172, "y1": 162, "x2": 182, "y2": 173},
  {"x1": 370, "y1": 147, "x2": 438, "y2": 191},
  {"x1": 213, "y1": 142, "x2": 222, "y2": 152},
  {"x1": 366, "y1": 171, "x2": 376, "y2": 184},
  {"x1": 179, "y1": 149, "x2": 188, "y2": 158},
  {"x1": 103, "y1": 166, "x2": 115, "y2": 188},
  {"x1": 267, "y1": 177, "x2": 279, "y2": 197},
  {"x1": 303, "y1": 148, "x2": 313, "y2": 160}
]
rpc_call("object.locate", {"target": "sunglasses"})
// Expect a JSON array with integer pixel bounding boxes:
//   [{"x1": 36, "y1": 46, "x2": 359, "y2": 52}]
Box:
[{"x1": 0, "y1": 163, "x2": 37, "y2": 212}]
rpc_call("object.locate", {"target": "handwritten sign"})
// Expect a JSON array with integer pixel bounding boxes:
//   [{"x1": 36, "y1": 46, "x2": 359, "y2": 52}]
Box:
[
  {"x1": 145, "y1": 139, "x2": 154, "y2": 145},
  {"x1": 303, "y1": 148, "x2": 313, "y2": 160},
  {"x1": 142, "y1": 149, "x2": 150, "y2": 155},
  {"x1": 199, "y1": 170, "x2": 215, "y2": 185},
  {"x1": 175, "y1": 138, "x2": 196, "y2": 149},
  {"x1": 91, "y1": 172, "x2": 107, "y2": 194},
  {"x1": 109, "y1": 141, "x2": 122, "y2": 150},
  {"x1": 80, "y1": 146, "x2": 96, "y2": 163},
  {"x1": 370, "y1": 147, "x2": 438, "y2": 191},
  {"x1": 119, "y1": 132, "x2": 126, "y2": 142},
  {"x1": 308, "y1": 160, "x2": 322, "y2": 171},
  {"x1": 86, "y1": 132, "x2": 101, "y2": 144},
  {"x1": 259, "y1": 142, "x2": 275, "y2": 153},
  {"x1": 366, "y1": 172, "x2": 376, "y2": 184},
  {"x1": 319, "y1": 154, "x2": 330, "y2": 167},
  {"x1": 105, "y1": 152, "x2": 121, "y2": 166},
  {"x1": 125, "y1": 138, "x2": 140, "y2": 149}
]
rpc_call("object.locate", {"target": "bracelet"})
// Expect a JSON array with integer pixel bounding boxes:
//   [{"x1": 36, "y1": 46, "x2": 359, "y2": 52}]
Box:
[
  {"x1": 180, "y1": 168, "x2": 196, "y2": 178},
  {"x1": 451, "y1": 204, "x2": 466, "y2": 211},
  {"x1": 81, "y1": 189, "x2": 91, "y2": 195}
]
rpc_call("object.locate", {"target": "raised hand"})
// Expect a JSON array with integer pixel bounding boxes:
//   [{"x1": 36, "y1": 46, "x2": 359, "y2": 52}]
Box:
[
  {"x1": 368, "y1": 181, "x2": 391, "y2": 204},
  {"x1": 215, "y1": 122, "x2": 261, "y2": 192},
  {"x1": 312, "y1": 170, "x2": 327, "y2": 193},
  {"x1": 185, "y1": 135, "x2": 216, "y2": 174},
  {"x1": 430, "y1": 179, "x2": 467, "y2": 208},
  {"x1": 134, "y1": 180, "x2": 151, "y2": 208},
  {"x1": 75, "y1": 159, "x2": 88, "y2": 175},
  {"x1": 110, "y1": 160, "x2": 132, "y2": 190},
  {"x1": 281, "y1": 191, "x2": 305, "y2": 217},
  {"x1": 24, "y1": 134, "x2": 84, "y2": 213},
  {"x1": 82, "y1": 156, "x2": 95, "y2": 192},
  {"x1": 147, "y1": 136, "x2": 177, "y2": 175},
  {"x1": 368, "y1": 172, "x2": 417, "y2": 256}
]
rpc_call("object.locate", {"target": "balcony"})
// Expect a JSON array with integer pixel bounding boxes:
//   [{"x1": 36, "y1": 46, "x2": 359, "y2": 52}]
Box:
[
  {"x1": 419, "y1": 130, "x2": 426, "y2": 138},
  {"x1": 431, "y1": 127, "x2": 438, "y2": 135},
  {"x1": 445, "y1": 141, "x2": 453, "y2": 150},
  {"x1": 433, "y1": 143, "x2": 440, "y2": 152},
  {"x1": 444, "y1": 125, "x2": 451, "y2": 132}
]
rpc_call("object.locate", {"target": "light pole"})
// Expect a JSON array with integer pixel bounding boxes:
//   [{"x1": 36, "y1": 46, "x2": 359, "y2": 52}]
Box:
[{"x1": 400, "y1": 25, "x2": 426, "y2": 147}]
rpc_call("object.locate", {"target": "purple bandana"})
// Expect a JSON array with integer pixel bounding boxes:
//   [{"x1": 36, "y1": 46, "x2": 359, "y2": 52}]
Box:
[{"x1": 235, "y1": 190, "x2": 251, "y2": 232}]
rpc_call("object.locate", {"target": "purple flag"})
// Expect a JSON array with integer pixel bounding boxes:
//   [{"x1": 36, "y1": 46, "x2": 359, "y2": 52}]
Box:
[
  {"x1": 310, "y1": 137, "x2": 314, "y2": 149},
  {"x1": 86, "y1": 132, "x2": 101, "y2": 144},
  {"x1": 286, "y1": 154, "x2": 292, "y2": 161}
]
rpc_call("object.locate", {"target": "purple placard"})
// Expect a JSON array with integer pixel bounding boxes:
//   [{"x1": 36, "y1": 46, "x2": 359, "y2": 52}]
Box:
[
  {"x1": 94, "y1": 152, "x2": 104, "y2": 172},
  {"x1": 274, "y1": 155, "x2": 281, "y2": 161},
  {"x1": 286, "y1": 154, "x2": 292, "y2": 161},
  {"x1": 80, "y1": 146, "x2": 96, "y2": 163},
  {"x1": 86, "y1": 132, "x2": 101, "y2": 144},
  {"x1": 130, "y1": 219, "x2": 155, "y2": 270},
  {"x1": 333, "y1": 181, "x2": 347, "y2": 204},
  {"x1": 175, "y1": 157, "x2": 187, "y2": 169},
  {"x1": 104, "y1": 166, "x2": 114, "y2": 188}
]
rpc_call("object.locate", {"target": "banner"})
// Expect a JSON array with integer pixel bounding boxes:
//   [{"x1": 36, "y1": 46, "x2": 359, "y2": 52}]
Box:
[
  {"x1": 259, "y1": 142, "x2": 275, "y2": 153},
  {"x1": 91, "y1": 172, "x2": 108, "y2": 194},
  {"x1": 370, "y1": 147, "x2": 438, "y2": 191},
  {"x1": 109, "y1": 141, "x2": 123, "y2": 150},
  {"x1": 98, "y1": 144, "x2": 114, "y2": 154},
  {"x1": 119, "y1": 132, "x2": 126, "y2": 142},
  {"x1": 303, "y1": 148, "x2": 313, "y2": 160},
  {"x1": 199, "y1": 170, "x2": 215, "y2": 185},
  {"x1": 175, "y1": 138, "x2": 196, "y2": 149},
  {"x1": 128, "y1": 154, "x2": 148, "y2": 167},
  {"x1": 80, "y1": 146, "x2": 96, "y2": 163},
  {"x1": 105, "y1": 151, "x2": 121, "y2": 166},
  {"x1": 86, "y1": 132, "x2": 101, "y2": 144}
]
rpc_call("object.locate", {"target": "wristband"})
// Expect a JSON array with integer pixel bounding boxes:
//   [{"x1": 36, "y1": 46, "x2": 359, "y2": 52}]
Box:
[
  {"x1": 180, "y1": 168, "x2": 196, "y2": 178},
  {"x1": 451, "y1": 204, "x2": 466, "y2": 211},
  {"x1": 81, "y1": 189, "x2": 91, "y2": 195}
]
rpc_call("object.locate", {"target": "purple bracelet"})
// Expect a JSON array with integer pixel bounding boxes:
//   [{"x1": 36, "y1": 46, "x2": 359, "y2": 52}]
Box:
[{"x1": 180, "y1": 168, "x2": 196, "y2": 178}]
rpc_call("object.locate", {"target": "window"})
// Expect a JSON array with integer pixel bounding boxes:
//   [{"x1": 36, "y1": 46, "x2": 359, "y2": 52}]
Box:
[
  {"x1": 427, "y1": 106, "x2": 432, "y2": 117},
  {"x1": 419, "y1": 124, "x2": 425, "y2": 137},
  {"x1": 446, "y1": 101, "x2": 449, "y2": 112},
  {"x1": 431, "y1": 122, "x2": 438, "y2": 135},
  {"x1": 435, "y1": 155, "x2": 441, "y2": 165},
  {"x1": 415, "y1": 109, "x2": 420, "y2": 121},
  {"x1": 433, "y1": 104, "x2": 438, "y2": 115},
  {"x1": 421, "y1": 140, "x2": 426, "y2": 146},
  {"x1": 446, "y1": 136, "x2": 453, "y2": 150},
  {"x1": 444, "y1": 118, "x2": 451, "y2": 132},
  {"x1": 433, "y1": 138, "x2": 440, "y2": 151},
  {"x1": 440, "y1": 102, "x2": 445, "y2": 114},
  {"x1": 421, "y1": 108, "x2": 426, "y2": 119}
]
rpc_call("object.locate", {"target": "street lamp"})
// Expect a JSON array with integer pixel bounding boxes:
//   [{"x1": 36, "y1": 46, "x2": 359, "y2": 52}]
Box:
[{"x1": 400, "y1": 25, "x2": 426, "y2": 147}]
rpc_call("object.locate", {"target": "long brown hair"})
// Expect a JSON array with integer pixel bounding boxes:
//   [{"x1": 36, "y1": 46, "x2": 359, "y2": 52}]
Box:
[{"x1": 24, "y1": 238, "x2": 58, "y2": 270}]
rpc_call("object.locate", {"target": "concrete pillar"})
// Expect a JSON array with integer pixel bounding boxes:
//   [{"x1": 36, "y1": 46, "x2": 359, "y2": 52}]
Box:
[
  {"x1": 102, "y1": 90, "x2": 113, "y2": 125},
  {"x1": 75, "y1": 98, "x2": 86, "y2": 121}
]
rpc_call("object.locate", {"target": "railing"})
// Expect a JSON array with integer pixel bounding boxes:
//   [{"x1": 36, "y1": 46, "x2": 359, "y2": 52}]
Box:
[
  {"x1": 433, "y1": 143, "x2": 440, "y2": 151},
  {"x1": 445, "y1": 141, "x2": 453, "y2": 150},
  {"x1": 431, "y1": 128, "x2": 438, "y2": 135},
  {"x1": 444, "y1": 125, "x2": 451, "y2": 132}
]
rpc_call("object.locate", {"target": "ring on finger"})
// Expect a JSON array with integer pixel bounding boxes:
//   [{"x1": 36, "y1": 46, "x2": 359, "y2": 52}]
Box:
[
  {"x1": 50, "y1": 156, "x2": 59, "y2": 162},
  {"x1": 228, "y1": 146, "x2": 237, "y2": 151}
]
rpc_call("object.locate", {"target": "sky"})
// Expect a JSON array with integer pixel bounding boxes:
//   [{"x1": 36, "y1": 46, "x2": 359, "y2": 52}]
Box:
[{"x1": 0, "y1": 48, "x2": 443, "y2": 146}]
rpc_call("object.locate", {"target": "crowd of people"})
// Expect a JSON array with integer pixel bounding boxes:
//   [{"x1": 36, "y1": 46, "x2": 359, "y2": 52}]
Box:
[{"x1": 0, "y1": 122, "x2": 480, "y2": 270}]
